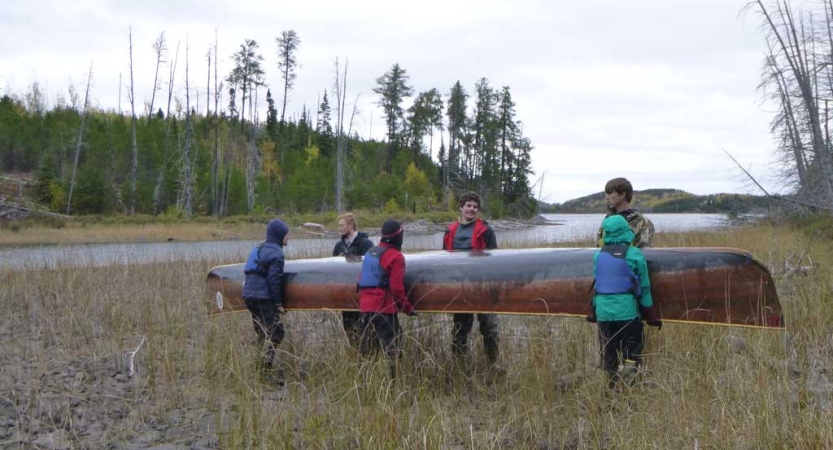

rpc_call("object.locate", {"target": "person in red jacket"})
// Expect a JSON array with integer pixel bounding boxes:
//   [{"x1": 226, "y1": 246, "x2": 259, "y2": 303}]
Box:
[
  {"x1": 357, "y1": 219, "x2": 416, "y2": 377},
  {"x1": 443, "y1": 192, "x2": 500, "y2": 367}
]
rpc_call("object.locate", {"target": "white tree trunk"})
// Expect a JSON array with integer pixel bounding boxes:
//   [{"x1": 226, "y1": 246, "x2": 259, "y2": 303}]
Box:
[
  {"x1": 334, "y1": 57, "x2": 349, "y2": 212},
  {"x1": 153, "y1": 41, "x2": 180, "y2": 214},
  {"x1": 66, "y1": 62, "x2": 93, "y2": 215},
  {"x1": 177, "y1": 36, "x2": 195, "y2": 218},
  {"x1": 128, "y1": 26, "x2": 139, "y2": 215},
  {"x1": 246, "y1": 87, "x2": 260, "y2": 212}
]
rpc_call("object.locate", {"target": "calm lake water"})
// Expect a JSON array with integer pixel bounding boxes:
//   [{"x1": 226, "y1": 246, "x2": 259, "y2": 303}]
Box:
[{"x1": 0, "y1": 213, "x2": 731, "y2": 270}]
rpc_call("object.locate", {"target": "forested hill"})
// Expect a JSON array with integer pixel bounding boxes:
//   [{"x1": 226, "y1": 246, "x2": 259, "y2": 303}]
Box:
[
  {"x1": 539, "y1": 189, "x2": 775, "y2": 214},
  {"x1": 0, "y1": 34, "x2": 537, "y2": 218}
]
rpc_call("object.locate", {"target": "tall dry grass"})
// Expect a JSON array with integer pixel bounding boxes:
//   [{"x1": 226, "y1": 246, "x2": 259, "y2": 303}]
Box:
[
  {"x1": 0, "y1": 210, "x2": 461, "y2": 246},
  {"x1": 0, "y1": 222, "x2": 270, "y2": 246},
  {"x1": 1, "y1": 224, "x2": 831, "y2": 448}
]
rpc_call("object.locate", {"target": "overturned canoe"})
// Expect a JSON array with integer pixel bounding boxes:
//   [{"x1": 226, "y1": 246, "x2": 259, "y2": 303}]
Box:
[{"x1": 206, "y1": 247, "x2": 784, "y2": 329}]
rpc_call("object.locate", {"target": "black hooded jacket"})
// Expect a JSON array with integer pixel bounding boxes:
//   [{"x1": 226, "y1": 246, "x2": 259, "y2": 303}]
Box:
[{"x1": 332, "y1": 231, "x2": 374, "y2": 258}]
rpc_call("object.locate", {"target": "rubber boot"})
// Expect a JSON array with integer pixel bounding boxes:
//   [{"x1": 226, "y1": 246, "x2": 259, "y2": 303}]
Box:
[
  {"x1": 484, "y1": 334, "x2": 500, "y2": 366},
  {"x1": 265, "y1": 345, "x2": 285, "y2": 388}
]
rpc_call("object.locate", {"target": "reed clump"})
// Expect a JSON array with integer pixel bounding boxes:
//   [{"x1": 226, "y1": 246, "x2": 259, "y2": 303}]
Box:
[{"x1": 0, "y1": 224, "x2": 831, "y2": 448}]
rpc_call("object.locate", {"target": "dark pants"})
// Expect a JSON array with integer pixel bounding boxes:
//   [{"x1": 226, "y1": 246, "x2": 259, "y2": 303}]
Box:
[
  {"x1": 452, "y1": 313, "x2": 499, "y2": 364},
  {"x1": 598, "y1": 318, "x2": 643, "y2": 386},
  {"x1": 360, "y1": 313, "x2": 401, "y2": 377},
  {"x1": 342, "y1": 310, "x2": 363, "y2": 343},
  {"x1": 245, "y1": 298, "x2": 285, "y2": 370}
]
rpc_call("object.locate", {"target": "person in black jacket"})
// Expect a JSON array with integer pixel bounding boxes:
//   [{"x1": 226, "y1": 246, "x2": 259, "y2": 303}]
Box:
[
  {"x1": 243, "y1": 219, "x2": 289, "y2": 385},
  {"x1": 332, "y1": 213, "x2": 374, "y2": 344}
]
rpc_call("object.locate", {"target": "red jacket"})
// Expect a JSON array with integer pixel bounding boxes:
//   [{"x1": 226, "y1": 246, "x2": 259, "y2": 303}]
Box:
[
  {"x1": 443, "y1": 218, "x2": 493, "y2": 250},
  {"x1": 359, "y1": 243, "x2": 414, "y2": 314}
]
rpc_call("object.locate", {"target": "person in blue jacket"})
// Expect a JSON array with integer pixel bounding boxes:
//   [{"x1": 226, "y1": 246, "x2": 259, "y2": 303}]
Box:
[
  {"x1": 242, "y1": 219, "x2": 290, "y2": 385},
  {"x1": 589, "y1": 214, "x2": 662, "y2": 388}
]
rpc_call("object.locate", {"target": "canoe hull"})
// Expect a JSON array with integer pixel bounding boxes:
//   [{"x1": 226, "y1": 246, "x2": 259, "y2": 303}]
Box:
[{"x1": 206, "y1": 247, "x2": 783, "y2": 329}]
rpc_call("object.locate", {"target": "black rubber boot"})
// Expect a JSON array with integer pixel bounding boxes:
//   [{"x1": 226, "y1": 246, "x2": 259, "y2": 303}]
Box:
[
  {"x1": 484, "y1": 334, "x2": 500, "y2": 365},
  {"x1": 264, "y1": 345, "x2": 285, "y2": 388}
]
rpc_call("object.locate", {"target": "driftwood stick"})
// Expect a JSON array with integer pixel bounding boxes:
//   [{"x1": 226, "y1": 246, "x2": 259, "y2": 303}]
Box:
[
  {"x1": 127, "y1": 336, "x2": 146, "y2": 378},
  {"x1": 0, "y1": 202, "x2": 73, "y2": 220}
]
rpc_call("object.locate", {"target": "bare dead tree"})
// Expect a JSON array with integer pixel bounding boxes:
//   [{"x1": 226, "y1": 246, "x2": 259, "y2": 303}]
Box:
[
  {"x1": 221, "y1": 134, "x2": 235, "y2": 217},
  {"x1": 66, "y1": 62, "x2": 93, "y2": 215},
  {"x1": 763, "y1": 41, "x2": 808, "y2": 185},
  {"x1": 246, "y1": 86, "x2": 261, "y2": 212},
  {"x1": 752, "y1": 1, "x2": 833, "y2": 201},
  {"x1": 206, "y1": 47, "x2": 211, "y2": 118},
  {"x1": 177, "y1": 35, "x2": 195, "y2": 218},
  {"x1": 212, "y1": 29, "x2": 221, "y2": 216},
  {"x1": 347, "y1": 94, "x2": 360, "y2": 140},
  {"x1": 128, "y1": 26, "x2": 139, "y2": 215},
  {"x1": 333, "y1": 57, "x2": 349, "y2": 212},
  {"x1": 67, "y1": 83, "x2": 79, "y2": 110},
  {"x1": 152, "y1": 40, "x2": 180, "y2": 213},
  {"x1": 149, "y1": 32, "x2": 167, "y2": 119}
]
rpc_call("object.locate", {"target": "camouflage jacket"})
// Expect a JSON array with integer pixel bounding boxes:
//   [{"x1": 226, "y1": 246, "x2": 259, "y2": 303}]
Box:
[{"x1": 596, "y1": 209, "x2": 654, "y2": 249}]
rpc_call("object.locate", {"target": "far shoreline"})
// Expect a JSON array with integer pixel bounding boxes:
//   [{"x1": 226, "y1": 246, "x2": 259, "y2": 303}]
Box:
[{"x1": 0, "y1": 211, "x2": 737, "y2": 248}]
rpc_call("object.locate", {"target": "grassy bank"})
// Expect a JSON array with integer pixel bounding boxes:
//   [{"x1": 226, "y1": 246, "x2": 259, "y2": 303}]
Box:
[
  {"x1": 0, "y1": 210, "x2": 461, "y2": 247},
  {"x1": 1, "y1": 224, "x2": 831, "y2": 448}
]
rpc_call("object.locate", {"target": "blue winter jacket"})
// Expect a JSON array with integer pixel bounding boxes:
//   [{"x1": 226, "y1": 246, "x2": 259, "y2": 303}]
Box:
[{"x1": 242, "y1": 219, "x2": 289, "y2": 305}]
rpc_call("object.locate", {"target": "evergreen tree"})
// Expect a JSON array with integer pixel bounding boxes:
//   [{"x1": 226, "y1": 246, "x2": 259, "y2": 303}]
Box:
[
  {"x1": 372, "y1": 64, "x2": 413, "y2": 172},
  {"x1": 407, "y1": 89, "x2": 444, "y2": 162},
  {"x1": 266, "y1": 89, "x2": 278, "y2": 141},
  {"x1": 473, "y1": 77, "x2": 498, "y2": 195},
  {"x1": 227, "y1": 87, "x2": 238, "y2": 120},
  {"x1": 425, "y1": 88, "x2": 444, "y2": 155},
  {"x1": 33, "y1": 152, "x2": 62, "y2": 209},
  {"x1": 276, "y1": 30, "x2": 300, "y2": 126},
  {"x1": 317, "y1": 91, "x2": 332, "y2": 136},
  {"x1": 497, "y1": 86, "x2": 518, "y2": 198},
  {"x1": 407, "y1": 91, "x2": 432, "y2": 158},
  {"x1": 317, "y1": 91, "x2": 334, "y2": 157},
  {"x1": 71, "y1": 165, "x2": 112, "y2": 214},
  {"x1": 298, "y1": 106, "x2": 310, "y2": 142},
  {"x1": 509, "y1": 135, "x2": 533, "y2": 204},
  {"x1": 446, "y1": 81, "x2": 468, "y2": 184},
  {"x1": 226, "y1": 39, "x2": 265, "y2": 127}
]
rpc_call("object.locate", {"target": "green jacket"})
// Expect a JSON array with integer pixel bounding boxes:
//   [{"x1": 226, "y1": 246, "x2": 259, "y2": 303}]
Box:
[{"x1": 593, "y1": 215, "x2": 654, "y2": 322}]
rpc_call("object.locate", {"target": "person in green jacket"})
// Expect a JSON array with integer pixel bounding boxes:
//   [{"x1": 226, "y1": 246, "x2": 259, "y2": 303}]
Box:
[{"x1": 589, "y1": 215, "x2": 662, "y2": 388}]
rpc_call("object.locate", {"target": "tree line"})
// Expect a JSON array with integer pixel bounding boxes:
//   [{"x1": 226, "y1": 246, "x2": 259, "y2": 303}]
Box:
[{"x1": 0, "y1": 30, "x2": 536, "y2": 218}]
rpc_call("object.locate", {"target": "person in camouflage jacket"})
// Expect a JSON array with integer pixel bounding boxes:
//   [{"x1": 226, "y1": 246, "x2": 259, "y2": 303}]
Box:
[{"x1": 596, "y1": 177, "x2": 655, "y2": 249}]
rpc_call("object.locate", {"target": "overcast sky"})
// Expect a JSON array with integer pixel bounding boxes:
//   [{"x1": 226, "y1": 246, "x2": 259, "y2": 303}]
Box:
[{"x1": 0, "y1": 0, "x2": 782, "y2": 203}]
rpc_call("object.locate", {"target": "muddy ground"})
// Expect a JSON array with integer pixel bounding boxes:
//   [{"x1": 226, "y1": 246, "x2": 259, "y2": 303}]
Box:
[{"x1": 0, "y1": 307, "x2": 220, "y2": 449}]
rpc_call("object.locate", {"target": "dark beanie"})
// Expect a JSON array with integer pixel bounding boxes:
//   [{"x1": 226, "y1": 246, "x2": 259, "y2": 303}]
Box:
[
  {"x1": 380, "y1": 219, "x2": 403, "y2": 250},
  {"x1": 381, "y1": 220, "x2": 402, "y2": 236}
]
